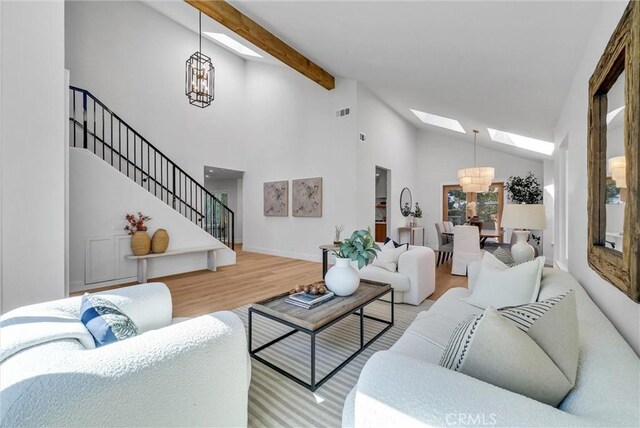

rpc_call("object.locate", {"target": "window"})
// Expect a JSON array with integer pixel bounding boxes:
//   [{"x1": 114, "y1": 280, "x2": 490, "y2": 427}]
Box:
[{"x1": 442, "y1": 183, "x2": 505, "y2": 239}]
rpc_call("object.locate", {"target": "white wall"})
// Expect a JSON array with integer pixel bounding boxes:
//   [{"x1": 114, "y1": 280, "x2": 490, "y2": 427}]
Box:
[
  {"x1": 205, "y1": 177, "x2": 243, "y2": 243},
  {"x1": 416, "y1": 131, "x2": 544, "y2": 250},
  {"x1": 70, "y1": 149, "x2": 235, "y2": 292},
  {"x1": 0, "y1": 1, "x2": 66, "y2": 312},
  {"x1": 543, "y1": 160, "x2": 555, "y2": 265},
  {"x1": 356, "y1": 84, "x2": 418, "y2": 242},
  {"x1": 241, "y1": 61, "x2": 360, "y2": 260},
  {"x1": 554, "y1": 1, "x2": 639, "y2": 355}
]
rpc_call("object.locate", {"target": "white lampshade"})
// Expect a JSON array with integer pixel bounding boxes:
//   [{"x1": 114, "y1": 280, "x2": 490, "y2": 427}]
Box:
[
  {"x1": 609, "y1": 156, "x2": 626, "y2": 188},
  {"x1": 501, "y1": 203, "x2": 546, "y2": 230},
  {"x1": 457, "y1": 167, "x2": 495, "y2": 193}
]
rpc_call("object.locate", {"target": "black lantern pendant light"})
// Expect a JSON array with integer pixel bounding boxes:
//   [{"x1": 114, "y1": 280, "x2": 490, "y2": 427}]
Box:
[{"x1": 185, "y1": 12, "x2": 215, "y2": 108}]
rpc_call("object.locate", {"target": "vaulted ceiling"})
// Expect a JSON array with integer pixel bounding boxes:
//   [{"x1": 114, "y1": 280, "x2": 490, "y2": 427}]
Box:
[
  {"x1": 227, "y1": 0, "x2": 603, "y2": 158},
  {"x1": 151, "y1": 1, "x2": 604, "y2": 160}
]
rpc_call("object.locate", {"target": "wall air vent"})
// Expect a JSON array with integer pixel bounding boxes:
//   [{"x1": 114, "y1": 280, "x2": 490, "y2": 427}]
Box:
[{"x1": 336, "y1": 107, "x2": 351, "y2": 117}]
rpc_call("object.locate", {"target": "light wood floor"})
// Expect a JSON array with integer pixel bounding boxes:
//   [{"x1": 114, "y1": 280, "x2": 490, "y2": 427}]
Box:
[{"x1": 75, "y1": 246, "x2": 467, "y2": 317}]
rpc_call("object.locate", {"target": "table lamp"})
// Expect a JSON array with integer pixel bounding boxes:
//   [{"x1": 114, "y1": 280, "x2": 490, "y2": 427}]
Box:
[{"x1": 501, "y1": 203, "x2": 546, "y2": 263}]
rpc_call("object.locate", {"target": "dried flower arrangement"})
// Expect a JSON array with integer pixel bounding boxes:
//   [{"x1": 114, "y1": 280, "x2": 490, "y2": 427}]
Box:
[{"x1": 124, "y1": 212, "x2": 152, "y2": 235}]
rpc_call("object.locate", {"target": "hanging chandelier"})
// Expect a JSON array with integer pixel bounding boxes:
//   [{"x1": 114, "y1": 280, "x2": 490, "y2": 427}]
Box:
[
  {"x1": 185, "y1": 11, "x2": 215, "y2": 108},
  {"x1": 457, "y1": 129, "x2": 494, "y2": 193}
]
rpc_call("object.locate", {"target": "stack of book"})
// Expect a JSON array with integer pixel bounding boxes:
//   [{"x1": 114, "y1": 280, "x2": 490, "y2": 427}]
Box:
[{"x1": 285, "y1": 291, "x2": 335, "y2": 309}]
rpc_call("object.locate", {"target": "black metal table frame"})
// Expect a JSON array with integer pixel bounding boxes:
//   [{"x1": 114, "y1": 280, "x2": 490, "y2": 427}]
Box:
[{"x1": 248, "y1": 289, "x2": 394, "y2": 392}]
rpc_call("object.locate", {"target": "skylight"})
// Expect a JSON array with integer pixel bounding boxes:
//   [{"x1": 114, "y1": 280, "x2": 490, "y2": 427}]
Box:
[
  {"x1": 487, "y1": 128, "x2": 555, "y2": 156},
  {"x1": 203, "y1": 32, "x2": 262, "y2": 58},
  {"x1": 606, "y1": 106, "x2": 625, "y2": 125},
  {"x1": 410, "y1": 109, "x2": 466, "y2": 134}
]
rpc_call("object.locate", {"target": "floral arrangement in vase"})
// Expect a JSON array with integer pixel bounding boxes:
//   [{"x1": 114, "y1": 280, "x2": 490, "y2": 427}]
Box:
[
  {"x1": 125, "y1": 212, "x2": 152, "y2": 256},
  {"x1": 326, "y1": 228, "x2": 380, "y2": 296}
]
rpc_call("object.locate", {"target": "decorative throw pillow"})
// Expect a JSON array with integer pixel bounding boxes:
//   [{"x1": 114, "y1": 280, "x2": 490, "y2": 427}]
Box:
[
  {"x1": 372, "y1": 240, "x2": 408, "y2": 272},
  {"x1": 80, "y1": 293, "x2": 138, "y2": 347},
  {"x1": 384, "y1": 237, "x2": 409, "y2": 250},
  {"x1": 498, "y1": 291, "x2": 579, "y2": 387},
  {"x1": 491, "y1": 246, "x2": 514, "y2": 266},
  {"x1": 461, "y1": 251, "x2": 545, "y2": 309},
  {"x1": 440, "y1": 292, "x2": 579, "y2": 407}
]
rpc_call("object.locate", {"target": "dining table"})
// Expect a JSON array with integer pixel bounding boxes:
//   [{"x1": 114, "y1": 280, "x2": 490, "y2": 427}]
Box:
[{"x1": 442, "y1": 229, "x2": 503, "y2": 248}]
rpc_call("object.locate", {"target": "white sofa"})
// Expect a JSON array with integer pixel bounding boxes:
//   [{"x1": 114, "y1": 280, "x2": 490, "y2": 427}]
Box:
[
  {"x1": 0, "y1": 283, "x2": 250, "y2": 427},
  {"x1": 344, "y1": 267, "x2": 640, "y2": 427},
  {"x1": 357, "y1": 245, "x2": 435, "y2": 305}
]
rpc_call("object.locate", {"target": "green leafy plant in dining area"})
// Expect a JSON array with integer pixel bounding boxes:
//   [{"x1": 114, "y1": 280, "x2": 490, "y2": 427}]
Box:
[
  {"x1": 505, "y1": 172, "x2": 543, "y2": 204},
  {"x1": 413, "y1": 202, "x2": 423, "y2": 219},
  {"x1": 331, "y1": 228, "x2": 380, "y2": 269}
]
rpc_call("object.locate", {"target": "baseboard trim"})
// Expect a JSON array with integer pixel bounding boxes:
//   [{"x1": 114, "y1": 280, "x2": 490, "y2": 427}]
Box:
[{"x1": 242, "y1": 246, "x2": 321, "y2": 263}]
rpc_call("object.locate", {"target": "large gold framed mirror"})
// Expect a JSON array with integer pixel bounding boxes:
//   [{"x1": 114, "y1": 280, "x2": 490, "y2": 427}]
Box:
[{"x1": 587, "y1": 1, "x2": 639, "y2": 301}]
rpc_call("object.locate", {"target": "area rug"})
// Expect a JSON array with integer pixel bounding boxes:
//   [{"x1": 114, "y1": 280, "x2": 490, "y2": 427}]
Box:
[{"x1": 232, "y1": 298, "x2": 434, "y2": 428}]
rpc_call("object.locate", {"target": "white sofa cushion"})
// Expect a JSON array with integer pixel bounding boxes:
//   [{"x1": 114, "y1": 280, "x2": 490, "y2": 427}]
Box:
[
  {"x1": 372, "y1": 240, "x2": 407, "y2": 272},
  {"x1": 358, "y1": 265, "x2": 411, "y2": 292},
  {"x1": 440, "y1": 306, "x2": 574, "y2": 406},
  {"x1": 462, "y1": 252, "x2": 544, "y2": 309}
]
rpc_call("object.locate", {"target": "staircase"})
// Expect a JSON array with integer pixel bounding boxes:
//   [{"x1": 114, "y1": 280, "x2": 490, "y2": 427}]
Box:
[{"x1": 69, "y1": 86, "x2": 234, "y2": 250}]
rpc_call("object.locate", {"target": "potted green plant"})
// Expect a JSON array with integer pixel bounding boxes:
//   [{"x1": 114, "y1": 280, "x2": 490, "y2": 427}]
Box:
[
  {"x1": 401, "y1": 202, "x2": 413, "y2": 226},
  {"x1": 413, "y1": 202, "x2": 423, "y2": 226},
  {"x1": 326, "y1": 228, "x2": 380, "y2": 296},
  {"x1": 505, "y1": 172, "x2": 543, "y2": 247}
]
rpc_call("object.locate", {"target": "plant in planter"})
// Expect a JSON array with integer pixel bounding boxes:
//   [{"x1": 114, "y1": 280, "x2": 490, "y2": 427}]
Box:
[
  {"x1": 125, "y1": 212, "x2": 152, "y2": 256},
  {"x1": 505, "y1": 172, "x2": 543, "y2": 204},
  {"x1": 413, "y1": 202, "x2": 423, "y2": 225},
  {"x1": 326, "y1": 228, "x2": 380, "y2": 296},
  {"x1": 401, "y1": 202, "x2": 413, "y2": 218},
  {"x1": 505, "y1": 172, "x2": 543, "y2": 246}
]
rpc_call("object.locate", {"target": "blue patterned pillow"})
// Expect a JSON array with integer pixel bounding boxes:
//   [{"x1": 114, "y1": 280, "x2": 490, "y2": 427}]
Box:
[{"x1": 80, "y1": 293, "x2": 138, "y2": 347}]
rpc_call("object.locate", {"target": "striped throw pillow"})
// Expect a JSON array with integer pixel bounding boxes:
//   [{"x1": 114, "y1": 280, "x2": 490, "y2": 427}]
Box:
[
  {"x1": 440, "y1": 291, "x2": 579, "y2": 406},
  {"x1": 80, "y1": 293, "x2": 138, "y2": 347}
]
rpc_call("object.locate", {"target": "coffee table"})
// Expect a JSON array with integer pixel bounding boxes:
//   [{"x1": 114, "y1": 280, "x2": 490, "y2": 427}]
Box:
[{"x1": 249, "y1": 280, "x2": 393, "y2": 391}]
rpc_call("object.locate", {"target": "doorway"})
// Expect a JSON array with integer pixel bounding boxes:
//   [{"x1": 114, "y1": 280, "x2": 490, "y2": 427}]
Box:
[
  {"x1": 204, "y1": 166, "x2": 244, "y2": 245},
  {"x1": 375, "y1": 167, "x2": 390, "y2": 242}
]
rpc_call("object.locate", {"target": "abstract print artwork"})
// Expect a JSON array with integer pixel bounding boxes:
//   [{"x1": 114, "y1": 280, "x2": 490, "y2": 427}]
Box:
[
  {"x1": 263, "y1": 181, "x2": 289, "y2": 216},
  {"x1": 292, "y1": 177, "x2": 323, "y2": 217}
]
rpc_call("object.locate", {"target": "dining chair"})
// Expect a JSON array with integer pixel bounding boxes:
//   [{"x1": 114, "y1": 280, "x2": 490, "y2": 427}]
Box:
[
  {"x1": 434, "y1": 222, "x2": 453, "y2": 266},
  {"x1": 443, "y1": 221, "x2": 455, "y2": 243},
  {"x1": 483, "y1": 221, "x2": 499, "y2": 243},
  {"x1": 451, "y1": 225, "x2": 482, "y2": 276}
]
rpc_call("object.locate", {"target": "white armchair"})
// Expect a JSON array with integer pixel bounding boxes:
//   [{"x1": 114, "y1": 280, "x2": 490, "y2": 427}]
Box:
[
  {"x1": 357, "y1": 245, "x2": 435, "y2": 305},
  {"x1": 0, "y1": 283, "x2": 250, "y2": 427}
]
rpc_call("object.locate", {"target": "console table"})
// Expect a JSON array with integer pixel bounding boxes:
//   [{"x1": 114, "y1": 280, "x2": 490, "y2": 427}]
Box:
[{"x1": 398, "y1": 226, "x2": 425, "y2": 246}]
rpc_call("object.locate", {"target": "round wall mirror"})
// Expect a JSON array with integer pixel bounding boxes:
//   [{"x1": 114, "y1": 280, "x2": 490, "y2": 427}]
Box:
[{"x1": 400, "y1": 187, "x2": 412, "y2": 217}]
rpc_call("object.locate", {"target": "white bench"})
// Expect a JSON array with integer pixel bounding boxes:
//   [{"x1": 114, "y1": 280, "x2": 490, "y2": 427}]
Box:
[{"x1": 124, "y1": 245, "x2": 226, "y2": 283}]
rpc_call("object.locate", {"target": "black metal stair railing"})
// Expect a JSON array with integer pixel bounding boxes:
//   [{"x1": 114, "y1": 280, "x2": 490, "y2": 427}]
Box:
[{"x1": 69, "y1": 86, "x2": 234, "y2": 250}]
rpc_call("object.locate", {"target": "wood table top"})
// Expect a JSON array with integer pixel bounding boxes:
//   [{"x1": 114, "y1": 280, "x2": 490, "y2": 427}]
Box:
[
  {"x1": 442, "y1": 229, "x2": 503, "y2": 237},
  {"x1": 251, "y1": 280, "x2": 391, "y2": 331}
]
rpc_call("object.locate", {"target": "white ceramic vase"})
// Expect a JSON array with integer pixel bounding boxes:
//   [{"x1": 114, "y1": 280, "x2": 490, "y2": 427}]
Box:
[
  {"x1": 511, "y1": 230, "x2": 535, "y2": 264},
  {"x1": 325, "y1": 257, "x2": 360, "y2": 296}
]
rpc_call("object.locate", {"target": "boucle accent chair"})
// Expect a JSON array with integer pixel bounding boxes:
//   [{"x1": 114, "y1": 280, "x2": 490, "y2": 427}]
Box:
[
  {"x1": 343, "y1": 268, "x2": 640, "y2": 427},
  {"x1": 0, "y1": 283, "x2": 250, "y2": 427},
  {"x1": 357, "y1": 245, "x2": 436, "y2": 305}
]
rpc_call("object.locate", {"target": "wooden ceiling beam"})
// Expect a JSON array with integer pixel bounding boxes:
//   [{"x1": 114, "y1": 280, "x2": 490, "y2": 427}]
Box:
[{"x1": 185, "y1": 0, "x2": 335, "y2": 90}]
